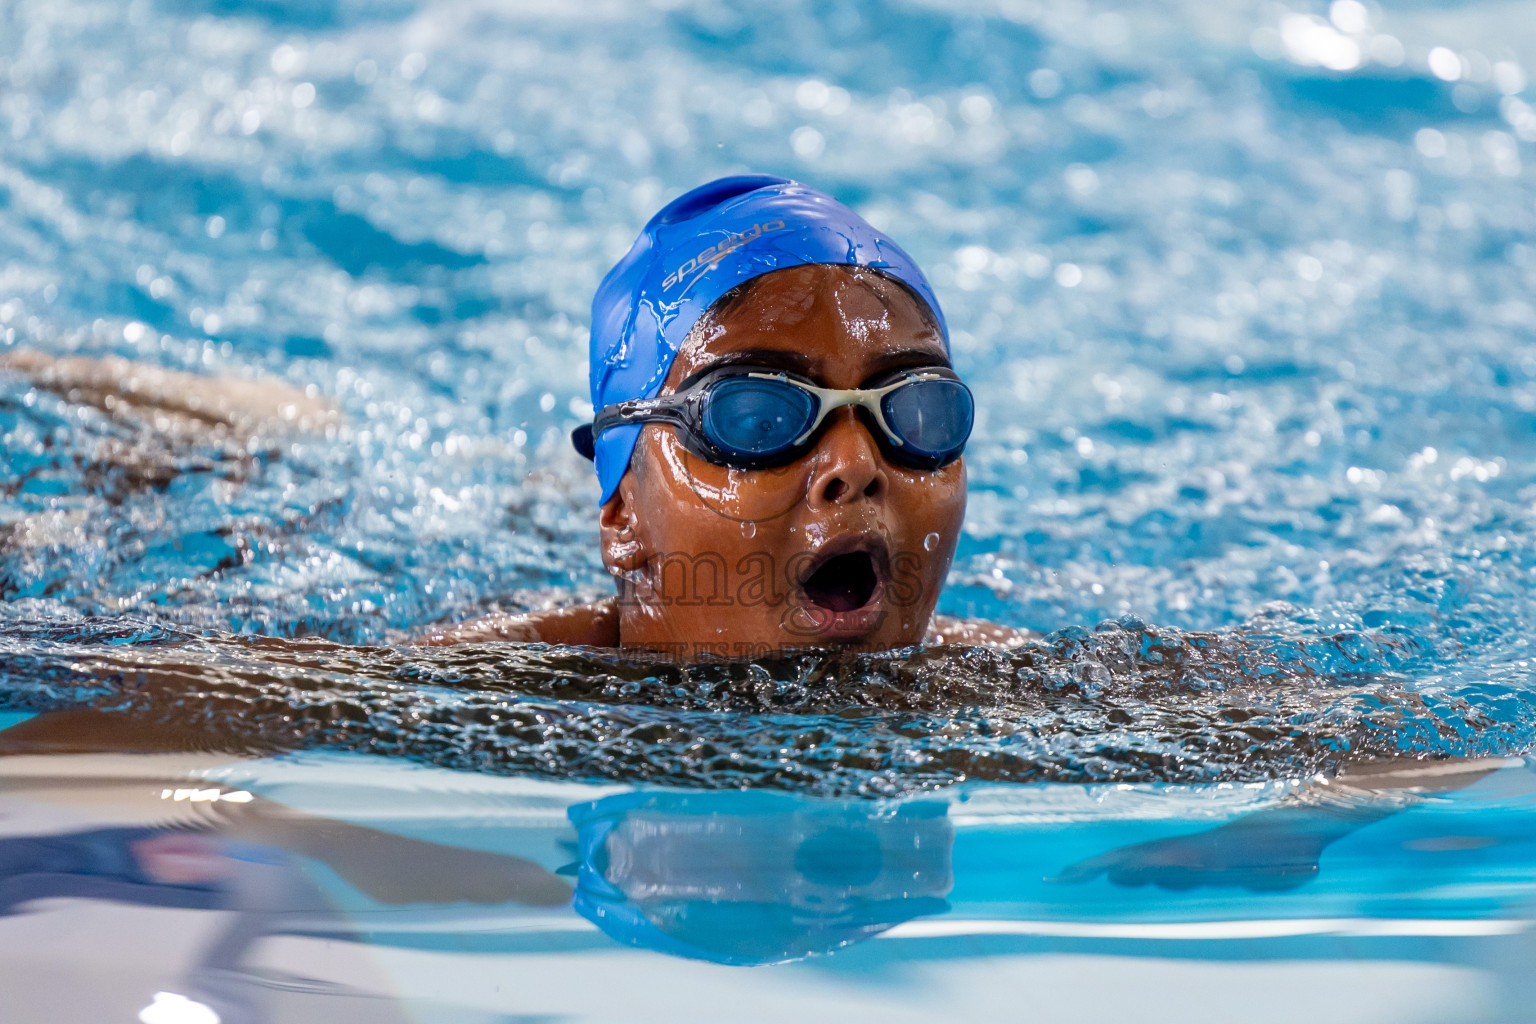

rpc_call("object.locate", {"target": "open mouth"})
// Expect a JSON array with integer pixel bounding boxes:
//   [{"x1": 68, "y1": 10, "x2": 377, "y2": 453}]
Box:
[{"x1": 801, "y1": 550, "x2": 881, "y2": 613}]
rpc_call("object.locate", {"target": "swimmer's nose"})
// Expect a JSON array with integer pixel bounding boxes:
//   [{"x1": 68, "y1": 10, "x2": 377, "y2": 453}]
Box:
[{"x1": 808, "y1": 408, "x2": 886, "y2": 506}]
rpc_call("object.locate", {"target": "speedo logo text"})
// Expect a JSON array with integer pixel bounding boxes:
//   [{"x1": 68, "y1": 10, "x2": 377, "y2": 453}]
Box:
[{"x1": 662, "y1": 220, "x2": 785, "y2": 291}]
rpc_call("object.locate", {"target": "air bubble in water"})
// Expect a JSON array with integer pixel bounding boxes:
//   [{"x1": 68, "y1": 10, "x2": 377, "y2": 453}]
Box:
[
  {"x1": 741, "y1": 520, "x2": 757, "y2": 538},
  {"x1": 923, "y1": 532, "x2": 940, "y2": 551}
]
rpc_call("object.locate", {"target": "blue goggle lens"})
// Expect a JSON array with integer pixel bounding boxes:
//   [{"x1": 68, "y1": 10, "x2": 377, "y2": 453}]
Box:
[
  {"x1": 703, "y1": 376, "x2": 819, "y2": 455},
  {"x1": 700, "y1": 373, "x2": 972, "y2": 465},
  {"x1": 882, "y1": 377, "x2": 973, "y2": 458}
]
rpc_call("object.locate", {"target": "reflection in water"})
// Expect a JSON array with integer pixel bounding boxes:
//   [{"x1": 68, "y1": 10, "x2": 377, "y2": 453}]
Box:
[
  {"x1": 567, "y1": 791, "x2": 952, "y2": 964},
  {"x1": 2, "y1": 752, "x2": 1536, "y2": 1021},
  {"x1": 0, "y1": 822, "x2": 355, "y2": 1024},
  {"x1": 0, "y1": 754, "x2": 569, "y2": 1024},
  {"x1": 1055, "y1": 758, "x2": 1512, "y2": 892}
]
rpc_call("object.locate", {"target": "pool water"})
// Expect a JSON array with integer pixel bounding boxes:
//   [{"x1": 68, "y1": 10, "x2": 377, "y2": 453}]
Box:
[{"x1": 4, "y1": 0, "x2": 1536, "y2": 1020}]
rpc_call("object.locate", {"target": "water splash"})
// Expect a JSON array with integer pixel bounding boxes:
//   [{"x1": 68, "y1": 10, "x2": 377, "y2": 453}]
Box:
[
  {"x1": 3, "y1": 617, "x2": 1528, "y2": 798},
  {"x1": 1, "y1": 0, "x2": 1535, "y2": 797}
]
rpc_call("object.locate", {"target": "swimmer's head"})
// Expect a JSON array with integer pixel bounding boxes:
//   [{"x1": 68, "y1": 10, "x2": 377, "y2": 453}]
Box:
[
  {"x1": 576, "y1": 177, "x2": 968, "y2": 654},
  {"x1": 577, "y1": 175, "x2": 949, "y2": 501}
]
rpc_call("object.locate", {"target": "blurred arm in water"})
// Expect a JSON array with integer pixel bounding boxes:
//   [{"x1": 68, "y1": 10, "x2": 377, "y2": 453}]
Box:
[
  {"x1": 0, "y1": 348, "x2": 338, "y2": 436},
  {"x1": 0, "y1": 347, "x2": 339, "y2": 533},
  {"x1": 1054, "y1": 757, "x2": 1508, "y2": 891}
]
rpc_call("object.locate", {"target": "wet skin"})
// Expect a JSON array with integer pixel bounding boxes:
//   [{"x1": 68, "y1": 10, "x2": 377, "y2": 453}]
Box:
[{"x1": 601, "y1": 263, "x2": 968, "y2": 657}]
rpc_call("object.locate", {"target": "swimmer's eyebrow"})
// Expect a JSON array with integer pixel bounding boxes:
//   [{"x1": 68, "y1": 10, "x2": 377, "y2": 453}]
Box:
[
  {"x1": 863, "y1": 347, "x2": 953, "y2": 376},
  {"x1": 694, "y1": 348, "x2": 816, "y2": 374},
  {"x1": 694, "y1": 346, "x2": 950, "y2": 378}
]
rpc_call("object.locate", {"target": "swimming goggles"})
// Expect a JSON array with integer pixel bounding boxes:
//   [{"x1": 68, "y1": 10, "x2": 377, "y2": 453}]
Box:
[{"x1": 572, "y1": 364, "x2": 973, "y2": 471}]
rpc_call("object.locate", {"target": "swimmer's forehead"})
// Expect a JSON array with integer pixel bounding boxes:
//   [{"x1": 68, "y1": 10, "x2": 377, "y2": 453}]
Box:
[{"x1": 669, "y1": 265, "x2": 947, "y2": 386}]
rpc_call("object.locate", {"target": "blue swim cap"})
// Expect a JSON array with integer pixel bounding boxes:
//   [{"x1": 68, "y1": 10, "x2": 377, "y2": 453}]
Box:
[{"x1": 576, "y1": 175, "x2": 948, "y2": 504}]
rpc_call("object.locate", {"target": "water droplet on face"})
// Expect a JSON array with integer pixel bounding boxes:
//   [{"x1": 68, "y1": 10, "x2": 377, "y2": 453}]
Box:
[
  {"x1": 741, "y1": 520, "x2": 757, "y2": 538},
  {"x1": 923, "y1": 531, "x2": 940, "y2": 551}
]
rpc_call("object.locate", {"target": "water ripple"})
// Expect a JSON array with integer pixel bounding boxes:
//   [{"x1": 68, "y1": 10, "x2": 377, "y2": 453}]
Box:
[{"x1": 3, "y1": 617, "x2": 1529, "y2": 797}]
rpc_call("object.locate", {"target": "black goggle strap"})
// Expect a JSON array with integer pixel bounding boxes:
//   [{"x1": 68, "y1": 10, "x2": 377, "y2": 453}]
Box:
[
  {"x1": 589, "y1": 393, "x2": 697, "y2": 440},
  {"x1": 573, "y1": 394, "x2": 695, "y2": 461}
]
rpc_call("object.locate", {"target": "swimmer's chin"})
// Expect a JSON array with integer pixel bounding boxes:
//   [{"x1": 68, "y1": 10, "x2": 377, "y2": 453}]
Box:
[
  {"x1": 414, "y1": 596, "x2": 893, "y2": 656},
  {"x1": 781, "y1": 601, "x2": 892, "y2": 646}
]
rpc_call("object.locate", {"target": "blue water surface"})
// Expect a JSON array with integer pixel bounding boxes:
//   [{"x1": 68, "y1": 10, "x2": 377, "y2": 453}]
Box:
[
  {"x1": 4, "y1": 2, "x2": 1536, "y2": 1017},
  {"x1": 2, "y1": 0, "x2": 1535, "y2": 648}
]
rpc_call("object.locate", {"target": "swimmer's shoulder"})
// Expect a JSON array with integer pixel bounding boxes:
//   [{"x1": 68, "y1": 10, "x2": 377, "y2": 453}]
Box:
[
  {"x1": 414, "y1": 598, "x2": 620, "y2": 647},
  {"x1": 924, "y1": 614, "x2": 1035, "y2": 650}
]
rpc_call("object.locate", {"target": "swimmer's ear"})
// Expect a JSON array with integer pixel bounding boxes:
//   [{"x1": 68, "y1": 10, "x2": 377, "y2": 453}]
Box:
[{"x1": 599, "y1": 481, "x2": 647, "y2": 574}]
